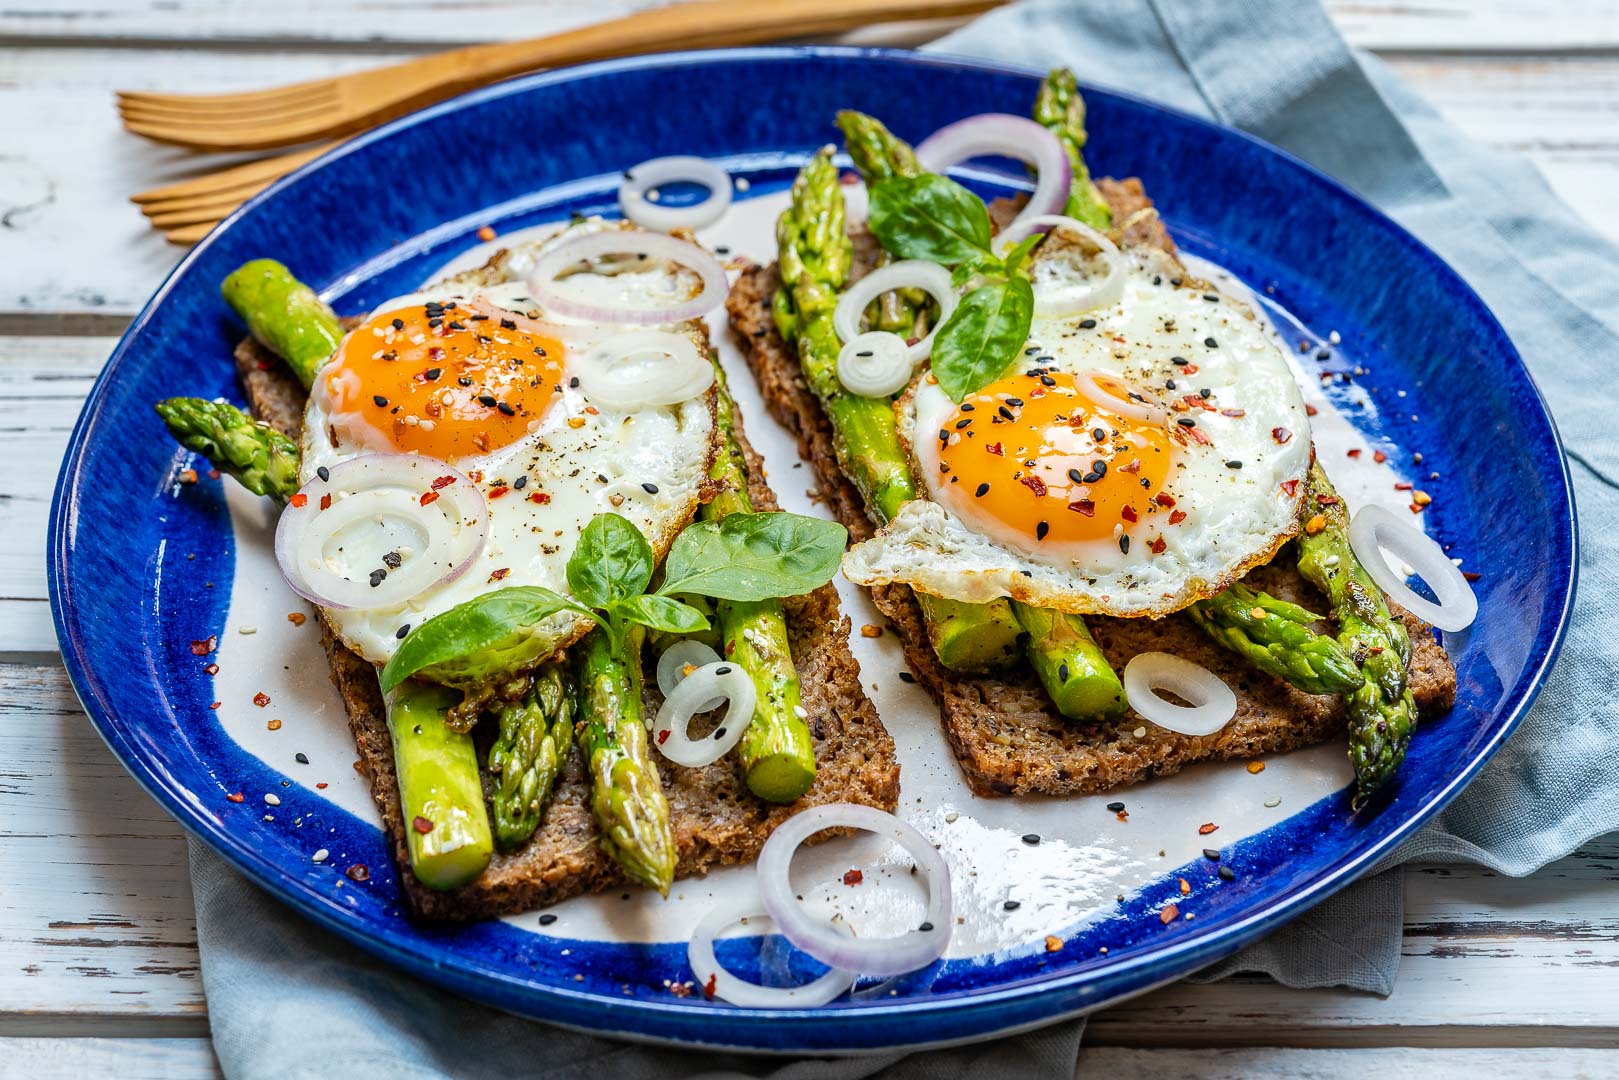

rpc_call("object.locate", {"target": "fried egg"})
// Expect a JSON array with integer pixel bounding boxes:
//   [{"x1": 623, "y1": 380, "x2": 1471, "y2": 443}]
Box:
[
  {"x1": 841, "y1": 244, "x2": 1311, "y2": 617},
  {"x1": 301, "y1": 220, "x2": 716, "y2": 664}
]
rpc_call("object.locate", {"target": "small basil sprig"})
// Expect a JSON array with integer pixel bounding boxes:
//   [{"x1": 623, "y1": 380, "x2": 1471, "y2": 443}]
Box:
[
  {"x1": 379, "y1": 510, "x2": 847, "y2": 692},
  {"x1": 867, "y1": 173, "x2": 1043, "y2": 402}
]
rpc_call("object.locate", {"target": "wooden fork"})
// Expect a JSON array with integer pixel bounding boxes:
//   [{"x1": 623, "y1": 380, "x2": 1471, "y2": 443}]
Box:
[
  {"x1": 132, "y1": 144, "x2": 337, "y2": 244},
  {"x1": 118, "y1": 0, "x2": 1005, "y2": 152}
]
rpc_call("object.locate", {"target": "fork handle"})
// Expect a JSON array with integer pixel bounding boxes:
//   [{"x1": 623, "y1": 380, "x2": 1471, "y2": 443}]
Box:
[{"x1": 386, "y1": 0, "x2": 1004, "y2": 99}]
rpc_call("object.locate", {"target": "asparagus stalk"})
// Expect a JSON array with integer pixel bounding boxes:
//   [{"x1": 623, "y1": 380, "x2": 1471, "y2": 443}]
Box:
[
  {"x1": 835, "y1": 109, "x2": 925, "y2": 337},
  {"x1": 221, "y1": 258, "x2": 343, "y2": 389},
  {"x1": 1188, "y1": 582, "x2": 1365, "y2": 696},
  {"x1": 1296, "y1": 463, "x2": 1418, "y2": 804},
  {"x1": 774, "y1": 147, "x2": 1024, "y2": 674},
  {"x1": 486, "y1": 664, "x2": 573, "y2": 851},
  {"x1": 575, "y1": 625, "x2": 676, "y2": 894},
  {"x1": 702, "y1": 365, "x2": 817, "y2": 804},
  {"x1": 154, "y1": 396, "x2": 300, "y2": 500},
  {"x1": 1033, "y1": 68, "x2": 1113, "y2": 232},
  {"x1": 385, "y1": 681, "x2": 494, "y2": 890}
]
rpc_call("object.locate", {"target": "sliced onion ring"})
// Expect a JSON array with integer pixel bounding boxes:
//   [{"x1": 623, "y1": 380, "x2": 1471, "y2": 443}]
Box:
[
  {"x1": 687, "y1": 892, "x2": 856, "y2": 1008},
  {"x1": 832, "y1": 260, "x2": 957, "y2": 366},
  {"x1": 757, "y1": 803, "x2": 952, "y2": 978},
  {"x1": 1123, "y1": 652, "x2": 1237, "y2": 737},
  {"x1": 653, "y1": 660, "x2": 756, "y2": 768},
  {"x1": 274, "y1": 455, "x2": 486, "y2": 611},
  {"x1": 525, "y1": 230, "x2": 727, "y2": 326},
  {"x1": 837, "y1": 331, "x2": 913, "y2": 398},
  {"x1": 573, "y1": 330, "x2": 713, "y2": 412},
  {"x1": 915, "y1": 113, "x2": 1071, "y2": 235},
  {"x1": 656, "y1": 639, "x2": 724, "y2": 711},
  {"x1": 1074, "y1": 369, "x2": 1169, "y2": 426},
  {"x1": 1348, "y1": 504, "x2": 1478, "y2": 632},
  {"x1": 619, "y1": 155, "x2": 734, "y2": 233},
  {"x1": 996, "y1": 214, "x2": 1125, "y2": 317}
]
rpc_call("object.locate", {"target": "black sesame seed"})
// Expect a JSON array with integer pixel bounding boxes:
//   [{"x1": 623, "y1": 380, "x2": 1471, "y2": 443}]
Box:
[
  {"x1": 1200, "y1": 387, "x2": 1212, "y2": 399},
  {"x1": 939, "y1": 429, "x2": 950, "y2": 443},
  {"x1": 955, "y1": 418, "x2": 973, "y2": 429},
  {"x1": 448, "y1": 320, "x2": 466, "y2": 330},
  {"x1": 918, "y1": 922, "x2": 935, "y2": 933},
  {"x1": 1036, "y1": 520, "x2": 1049, "y2": 540},
  {"x1": 1218, "y1": 865, "x2": 1236, "y2": 881},
  {"x1": 458, "y1": 376, "x2": 473, "y2": 387},
  {"x1": 1225, "y1": 460, "x2": 1243, "y2": 469},
  {"x1": 715, "y1": 665, "x2": 732, "y2": 676},
  {"x1": 428, "y1": 317, "x2": 443, "y2": 328},
  {"x1": 1024, "y1": 346, "x2": 1041, "y2": 355},
  {"x1": 1106, "y1": 801, "x2": 1126, "y2": 812},
  {"x1": 1092, "y1": 427, "x2": 1106, "y2": 441},
  {"x1": 568, "y1": 376, "x2": 580, "y2": 388},
  {"x1": 496, "y1": 402, "x2": 516, "y2": 416},
  {"x1": 998, "y1": 405, "x2": 1016, "y2": 421},
  {"x1": 1068, "y1": 468, "x2": 1085, "y2": 484},
  {"x1": 1021, "y1": 833, "x2": 1041, "y2": 846},
  {"x1": 1079, "y1": 318, "x2": 1097, "y2": 329},
  {"x1": 469, "y1": 313, "x2": 488, "y2": 321},
  {"x1": 1005, "y1": 397, "x2": 1024, "y2": 407},
  {"x1": 381, "y1": 551, "x2": 402, "y2": 569},
  {"x1": 369, "y1": 568, "x2": 387, "y2": 587},
  {"x1": 513, "y1": 475, "x2": 527, "y2": 489},
  {"x1": 1119, "y1": 535, "x2": 1130, "y2": 554},
  {"x1": 396, "y1": 624, "x2": 410, "y2": 639},
  {"x1": 425, "y1": 367, "x2": 442, "y2": 381},
  {"x1": 1058, "y1": 663, "x2": 1069, "y2": 683},
  {"x1": 390, "y1": 317, "x2": 404, "y2": 330},
  {"x1": 1203, "y1": 848, "x2": 1221, "y2": 861},
  {"x1": 1170, "y1": 277, "x2": 1183, "y2": 287},
  {"x1": 1003, "y1": 900, "x2": 1021, "y2": 911},
  {"x1": 501, "y1": 318, "x2": 516, "y2": 330},
  {"x1": 1317, "y1": 348, "x2": 1332, "y2": 361},
  {"x1": 975, "y1": 482, "x2": 990, "y2": 498},
  {"x1": 1204, "y1": 336, "x2": 1219, "y2": 348},
  {"x1": 1177, "y1": 417, "x2": 1197, "y2": 428},
  {"x1": 1203, "y1": 294, "x2": 1219, "y2": 303},
  {"x1": 713, "y1": 728, "x2": 727, "y2": 740},
  {"x1": 1171, "y1": 356, "x2": 1189, "y2": 366},
  {"x1": 898, "y1": 671, "x2": 916, "y2": 684},
  {"x1": 960, "y1": 402, "x2": 975, "y2": 412},
  {"x1": 1153, "y1": 275, "x2": 1162, "y2": 285},
  {"x1": 641, "y1": 482, "x2": 659, "y2": 494},
  {"x1": 1165, "y1": 379, "x2": 1177, "y2": 390},
  {"x1": 1040, "y1": 374, "x2": 1056, "y2": 387},
  {"x1": 316, "y1": 466, "x2": 330, "y2": 482},
  {"x1": 538, "y1": 913, "x2": 558, "y2": 926},
  {"x1": 372, "y1": 395, "x2": 389, "y2": 407},
  {"x1": 478, "y1": 394, "x2": 498, "y2": 407}
]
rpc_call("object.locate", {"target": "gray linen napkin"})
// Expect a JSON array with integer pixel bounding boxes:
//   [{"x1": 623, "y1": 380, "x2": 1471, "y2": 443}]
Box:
[{"x1": 187, "y1": 0, "x2": 1619, "y2": 1073}]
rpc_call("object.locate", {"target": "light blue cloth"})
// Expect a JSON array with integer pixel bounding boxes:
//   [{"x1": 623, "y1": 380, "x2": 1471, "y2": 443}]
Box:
[{"x1": 189, "y1": 0, "x2": 1619, "y2": 1074}]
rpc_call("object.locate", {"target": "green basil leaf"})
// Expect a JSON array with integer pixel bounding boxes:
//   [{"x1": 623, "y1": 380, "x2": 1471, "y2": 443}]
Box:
[
  {"x1": 379, "y1": 586, "x2": 593, "y2": 694},
  {"x1": 868, "y1": 175, "x2": 994, "y2": 266},
  {"x1": 612, "y1": 594, "x2": 711, "y2": 635},
  {"x1": 657, "y1": 512, "x2": 848, "y2": 601},
  {"x1": 950, "y1": 250, "x2": 1007, "y2": 290},
  {"x1": 999, "y1": 233, "x2": 1043, "y2": 276},
  {"x1": 930, "y1": 276, "x2": 1036, "y2": 402},
  {"x1": 567, "y1": 512, "x2": 654, "y2": 611}
]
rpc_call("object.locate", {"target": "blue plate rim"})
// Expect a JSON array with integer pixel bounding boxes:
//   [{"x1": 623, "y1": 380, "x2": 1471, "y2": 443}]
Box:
[{"x1": 49, "y1": 45, "x2": 1578, "y2": 1049}]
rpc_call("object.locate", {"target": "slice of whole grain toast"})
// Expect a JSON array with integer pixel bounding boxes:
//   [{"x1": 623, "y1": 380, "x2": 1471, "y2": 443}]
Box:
[
  {"x1": 233, "y1": 329, "x2": 898, "y2": 921},
  {"x1": 725, "y1": 177, "x2": 1456, "y2": 798}
]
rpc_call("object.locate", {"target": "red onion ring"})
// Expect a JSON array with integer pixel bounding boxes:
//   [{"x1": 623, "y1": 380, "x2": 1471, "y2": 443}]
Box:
[
  {"x1": 619, "y1": 155, "x2": 733, "y2": 233},
  {"x1": 1348, "y1": 505, "x2": 1478, "y2": 632},
  {"x1": 1123, "y1": 652, "x2": 1237, "y2": 737},
  {"x1": 757, "y1": 803, "x2": 952, "y2": 978},
  {"x1": 523, "y1": 230, "x2": 727, "y2": 326},
  {"x1": 915, "y1": 113, "x2": 1072, "y2": 235},
  {"x1": 687, "y1": 891, "x2": 856, "y2": 1008},
  {"x1": 274, "y1": 455, "x2": 486, "y2": 611}
]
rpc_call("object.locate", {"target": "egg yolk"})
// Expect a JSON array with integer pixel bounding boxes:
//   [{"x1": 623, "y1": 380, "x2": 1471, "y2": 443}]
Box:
[
  {"x1": 320, "y1": 300, "x2": 566, "y2": 460},
  {"x1": 933, "y1": 370, "x2": 1172, "y2": 547}
]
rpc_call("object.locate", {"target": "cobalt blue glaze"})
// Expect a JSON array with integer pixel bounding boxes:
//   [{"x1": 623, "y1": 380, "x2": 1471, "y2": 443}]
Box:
[{"x1": 50, "y1": 48, "x2": 1575, "y2": 1053}]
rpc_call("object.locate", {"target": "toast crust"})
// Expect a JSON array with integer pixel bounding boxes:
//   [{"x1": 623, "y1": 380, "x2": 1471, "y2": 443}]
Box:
[{"x1": 725, "y1": 177, "x2": 1456, "y2": 798}]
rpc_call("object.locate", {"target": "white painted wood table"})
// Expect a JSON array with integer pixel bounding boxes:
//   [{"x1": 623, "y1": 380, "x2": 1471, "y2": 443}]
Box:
[{"x1": 3, "y1": 3, "x2": 1615, "y2": 1076}]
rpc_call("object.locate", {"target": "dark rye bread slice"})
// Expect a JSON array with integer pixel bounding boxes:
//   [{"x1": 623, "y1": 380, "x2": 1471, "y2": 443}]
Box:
[
  {"x1": 233, "y1": 331, "x2": 898, "y2": 921},
  {"x1": 726, "y1": 176, "x2": 1456, "y2": 798}
]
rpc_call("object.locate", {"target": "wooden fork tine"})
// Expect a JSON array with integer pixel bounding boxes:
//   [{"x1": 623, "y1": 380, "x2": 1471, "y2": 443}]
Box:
[
  {"x1": 130, "y1": 144, "x2": 332, "y2": 205},
  {"x1": 165, "y1": 221, "x2": 218, "y2": 246},
  {"x1": 116, "y1": 82, "x2": 332, "y2": 111}
]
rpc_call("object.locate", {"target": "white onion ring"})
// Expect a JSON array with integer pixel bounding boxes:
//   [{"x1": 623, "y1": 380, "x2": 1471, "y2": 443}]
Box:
[
  {"x1": 619, "y1": 155, "x2": 734, "y2": 233},
  {"x1": 757, "y1": 803, "x2": 952, "y2": 978},
  {"x1": 687, "y1": 892, "x2": 856, "y2": 1008},
  {"x1": 572, "y1": 330, "x2": 713, "y2": 412},
  {"x1": 996, "y1": 214, "x2": 1125, "y2": 317},
  {"x1": 525, "y1": 230, "x2": 727, "y2": 326},
  {"x1": 1348, "y1": 505, "x2": 1478, "y2": 632},
  {"x1": 832, "y1": 260, "x2": 957, "y2": 366},
  {"x1": 656, "y1": 639, "x2": 724, "y2": 711},
  {"x1": 1123, "y1": 652, "x2": 1237, "y2": 737},
  {"x1": 653, "y1": 660, "x2": 756, "y2": 768},
  {"x1": 274, "y1": 455, "x2": 486, "y2": 611},
  {"x1": 915, "y1": 113, "x2": 1072, "y2": 235},
  {"x1": 837, "y1": 331, "x2": 913, "y2": 398},
  {"x1": 1074, "y1": 369, "x2": 1169, "y2": 426}
]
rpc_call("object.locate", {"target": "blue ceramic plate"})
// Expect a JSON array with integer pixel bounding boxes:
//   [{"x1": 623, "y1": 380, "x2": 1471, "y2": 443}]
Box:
[{"x1": 51, "y1": 48, "x2": 1574, "y2": 1053}]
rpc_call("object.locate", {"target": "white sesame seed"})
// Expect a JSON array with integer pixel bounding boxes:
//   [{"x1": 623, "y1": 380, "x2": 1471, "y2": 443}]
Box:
[
  {"x1": 793, "y1": 705, "x2": 808, "y2": 719},
  {"x1": 1328, "y1": 330, "x2": 1341, "y2": 345},
  {"x1": 264, "y1": 793, "x2": 281, "y2": 806},
  {"x1": 735, "y1": 176, "x2": 751, "y2": 192},
  {"x1": 944, "y1": 811, "x2": 959, "y2": 823},
  {"x1": 238, "y1": 626, "x2": 257, "y2": 635},
  {"x1": 1133, "y1": 726, "x2": 1147, "y2": 738},
  {"x1": 313, "y1": 849, "x2": 329, "y2": 863},
  {"x1": 1264, "y1": 796, "x2": 1282, "y2": 808}
]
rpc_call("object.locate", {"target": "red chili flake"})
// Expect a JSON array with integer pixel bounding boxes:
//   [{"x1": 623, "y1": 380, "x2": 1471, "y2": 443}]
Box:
[
  {"x1": 842, "y1": 869, "x2": 864, "y2": 886},
  {"x1": 1373, "y1": 450, "x2": 1388, "y2": 463},
  {"x1": 670, "y1": 981, "x2": 693, "y2": 998},
  {"x1": 1182, "y1": 395, "x2": 1215, "y2": 412},
  {"x1": 1160, "y1": 904, "x2": 1179, "y2": 924},
  {"x1": 1155, "y1": 492, "x2": 1177, "y2": 508},
  {"x1": 1220, "y1": 408, "x2": 1246, "y2": 418},
  {"x1": 1169, "y1": 510, "x2": 1188, "y2": 525},
  {"x1": 226, "y1": 792, "x2": 244, "y2": 803},
  {"x1": 208, "y1": 469, "x2": 221, "y2": 480},
  {"x1": 319, "y1": 493, "x2": 332, "y2": 511},
  {"x1": 315, "y1": 782, "x2": 329, "y2": 790},
  {"x1": 488, "y1": 485, "x2": 511, "y2": 499},
  {"x1": 703, "y1": 973, "x2": 718, "y2": 1000},
  {"x1": 419, "y1": 490, "x2": 441, "y2": 506},
  {"x1": 985, "y1": 442, "x2": 1004, "y2": 457},
  {"x1": 528, "y1": 492, "x2": 551, "y2": 504},
  {"x1": 1280, "y1": 479, "x2": 1300, "y2": 498},
  {"x1": 1118, "y1": 458, "x2": 1141, "y2": 474},
  {"x1": 1149, "y1": 536, "x2": 1167, "y2": 555},
  {"x1": 657, "y1": 729, "x2": 670, "y2": 745},
  {"x1": 1305, "y1": 403, "x2": 1319, "y2": 416},
  {"x1": 412, "y1": 815, "x2": 434, "y2": 834},
  {"x1": 1068, "y1": 499, "x2": 1095, "y2": 517},
  {"x1": 191, "y1": 636, "x2": 217, "y2": 656},
  {"x1": 1020, "y1": 474, "x2": 1048, "y2": 497},
  {"x1": 178, "y1": 468, "x2": 199, "y2": 484},
  {"x1": 477, "y1": 225, "x2": 497, "y2": 242},
  {"x1": 1183, "y1": 425, "x2": 1211, "y2": 446},
  {"x1": 1463, "y1": 571, "x2": 1482, "y2": 582},
  {"x1": 1316, "y1": 494, "x2": 1341, "y2": 506},
  {"x1": 1121, "y1": 505, "x2": 1138, "y2": 523},
  {"x1": 1395, "y1": 482, "x2": 1413, "y2": 491},
  {"x1": 256, "y1": 359, "x2": 274, "y2": 371},
  {"x1": 289, "y1": 493, "x2": 308, "y2": 508},
  {"x1": 209, "y1": 701, "x2": 222, "y2": 710},
  {"x1": 1181, "y1": 363, "x2": 1199, "y2": 375},
  {"x1": 287, "y1": 612, "x2": 307, "y2": 627},
  {"x1": 1198, "y1": 822, "x2": 1219, "y2": 836},
  {"x1": 1346, "y1": 448, "x2": 1362, "y2": 459},
  {"x1": 204, "y1": 663, "x2": 220, "y2": 676},
  {"x1": 431, "y1": 475, "x2": 457, "y2": 490},
  {"x1": 253, "y1": 692, "x2": 271, "y2": 708},
  {"x1": 1115, "y1": 808, "x2": 1129, "y2": 822},
  {"x1": 1272, "y1": 427, "x2": 1292, "y2": 444},
  {"x1": 345, "y1": 864, "x2": 370, "y2": 882},
  {"x1": 1409, "y1": 502, "x2": 1425, "y2": 514},
  {"x1": 488, "y1": 567, "x2": 511, "y2": 582},
  {"x1": 428, "y1": 346, "x2": 444, "y2": 361}
]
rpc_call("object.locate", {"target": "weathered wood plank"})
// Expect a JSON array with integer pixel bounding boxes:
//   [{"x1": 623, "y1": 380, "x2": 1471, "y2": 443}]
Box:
[{"x1": 0, "y1": 1039, "x2": 218, "y2": 1079}]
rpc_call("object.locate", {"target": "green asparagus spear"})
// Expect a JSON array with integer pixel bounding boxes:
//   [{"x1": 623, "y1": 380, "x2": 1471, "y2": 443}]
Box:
[
  {"x1": 835, "y1": 109, "x2": 926, "y2": 336},
  {"x1": 774, "y1": 146, "x2": 1024, "y2": 673},
  {"x1": 221, "y1": 259, "x2": 343, "y2": 389},
  {"x1": 828, "y1": 118, "x2": 1126, "y2": 714},
  {"x1": 702, "y1": 365, "x2": 817, "y2": 803},
  {"x1": 154, "y1": 396, "x2": 300, "y2": 500},
  {"x1": 1296, "y1": 463, "x2": 1418, "y2": 805},
  {"x1": 385, "y1": 681, "x2": 493, "y2": 890},
  {"x1": 1188, "y1": 582, "x2": 1365, "y2": 696},
  {"x1": 1033, "y1": 68, "x2": 1113, "y2": 232},
  {"x1": 486, "y1": 664, "x2": 573, "y2": 851},
  {"x1": 575, "y1": 625, "x2": 676, "y2": 894}
]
